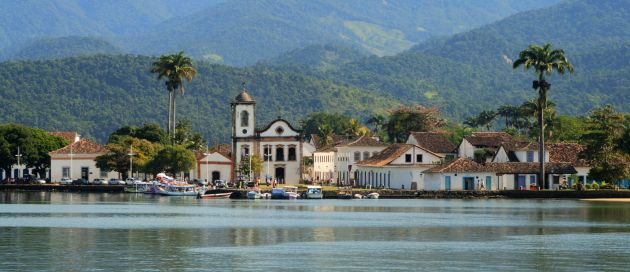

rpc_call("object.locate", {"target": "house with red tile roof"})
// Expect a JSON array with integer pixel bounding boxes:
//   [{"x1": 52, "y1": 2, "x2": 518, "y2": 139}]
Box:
[
  {"x1": 48, "y1": 138, "x2": 118, "y2": 182},
  {"x1": 406, "y1": 131, "x2": 458, "y2": 160},
  {"x1": 191, "y1": 144, "x2": 233, "y2": 182},
  {"x1": 354, "y1": 143, "x2": 443, "y2": 189}
]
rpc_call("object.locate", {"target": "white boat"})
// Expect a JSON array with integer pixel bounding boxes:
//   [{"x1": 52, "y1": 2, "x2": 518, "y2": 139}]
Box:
[
  {"x1": 123, "y1": 182, "x2": 150, "y2": 193},
  {"x1": 353, "y1": 194, "x2": 364, "y2": 199},
  {"x1": 305, "y1": 185, "x2": 323, "y2": 199},
  {"x1": 247, "y1": 190, "x2": 262, "y2": 199},
  {"x1": 366, "y1": 192, "x2": 380, "y2": 199},
  {"x1": 158, "y1": 184, "x2": 199, "y2": 196},
  {"x1": 283, "y1": 186, "x2": 300, "y2": 199}
]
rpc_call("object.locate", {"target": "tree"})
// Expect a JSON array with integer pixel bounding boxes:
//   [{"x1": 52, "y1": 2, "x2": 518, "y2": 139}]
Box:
[
  {"x1": 513, "y1": 43, "x2": 574, "y2": 189},
  {"x1": 317, "y1": 124, "x2": 334, "y2": 147},
  {"x1": 464, "y1": 110, "x2": 496, "y2": 131},
  {"x1": 173, "y1": 118, "x2": 206, "y2": 151},
  {"x1": 519, "y1": 99, "x2": 557, "y2": 140},
  {"x1": 96, "y1": 138, "x2": 159, "y2": 179},
  {"x1": 0, "y1": 124, "x2": 67, "y2": 178},
  {"x1": 384, "y1": 105, "x2": 445, "y2": 143},
  {"x1": 237, "y1": 155, "x2": 263, "y2": 180},
  {"x1": 300, "y1": 112, "x2": 355, "y2": 136},
  {"x1": 151, "y1": 51, "x2": 197, "y2": 140},
  {"x1": 580, "y1": 105, "x2": 630, "y2": 184},
  {"x1": 347, "y1": 118, "x2": 370, "y2": 136},
  {"x1": 108, "y1": 123, "x2": 168, "y2": 145},
  {"x1": 145, "y1": 145, "x2": 196, "y2": 176}
]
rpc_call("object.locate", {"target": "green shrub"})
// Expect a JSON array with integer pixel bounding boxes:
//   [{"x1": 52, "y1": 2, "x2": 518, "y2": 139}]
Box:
[
  {"x1": 585, "y1": 184, "x2": 592, "y2": 190},
  {"x1": 591, "y1": 183, "x2": 600, "y2": 190}
]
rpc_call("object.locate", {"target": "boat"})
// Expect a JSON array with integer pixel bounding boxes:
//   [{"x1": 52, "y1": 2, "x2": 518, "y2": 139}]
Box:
[
  {"x1": 123, "y1": 182, "x2": 151, "y2": 193},
  {"x1": 283, "y1": 186, "x2": 300, "y2": 199},
  {"x1": 271, "y1": 188, "x2": 286, "y2": 199},
  {"x1": 353, "y1": 194, "x2": 364, "y2": 199},
  {"x1": 198, "y1": 192, "x2": 232, "y2": 199},
  {"x1": 337, "y1": 188, "x2": 353, "y2": 199},
  {"x1": 247, "y1": 190, "x2": 262, "y2": 199},
  {"x1": 304, "y1": 185, "x2": 323, "y2": 199},
  {"x1": 366, "y1": 192, "x2": 380, "y2": 199},
  {"x1": 158, "y1": 183, "x2": 199, "y2": 196}
]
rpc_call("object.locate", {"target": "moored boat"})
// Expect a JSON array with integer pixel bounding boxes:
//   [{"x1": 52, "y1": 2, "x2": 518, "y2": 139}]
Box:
[
  {"x1": 158, "y1": 184, "x2": 198, "y2": 196},
  {"x1": 283, "y1": 186, "x2": 300, "y2": 199},
  {"x1": 366, "y1": 192, "x2": 379, "y2": 199},
  {"x1": 198, "y1": 192, "x2": 232, "y2": 199},
  {"x1": 271, "y1": 188, "x2": 285, "y2": 199},
  {"x1": 247, "y1": 190, "x2": 262, "y2": 199},
  {"x1": 123, "y1": 182, "x2": 150, "y2": 193},
  {"x1": 304, "y1": 185, "x2": 323, "y2": 199}
]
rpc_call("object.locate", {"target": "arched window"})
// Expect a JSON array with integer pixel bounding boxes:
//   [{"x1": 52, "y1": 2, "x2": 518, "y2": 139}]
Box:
[
  {"x1": 276, "y1": 145, "x2": 284, "y2": 161},
  {"x1": 288, "y1": 146, "x2": 296, "y2": 161},
  {"x1": 241, "y1": 110, "x2": 249, "y2": 127}
]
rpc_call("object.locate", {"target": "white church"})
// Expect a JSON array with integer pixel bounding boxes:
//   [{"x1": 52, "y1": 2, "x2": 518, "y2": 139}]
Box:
[{"x1": 231, "y1": 89, "x2": 304, "y2": 184}]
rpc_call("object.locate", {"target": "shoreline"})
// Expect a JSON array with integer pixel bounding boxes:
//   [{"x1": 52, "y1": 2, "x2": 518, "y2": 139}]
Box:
[{"x1": 3, "y1": 184, "x2": 630, "y2": 199}]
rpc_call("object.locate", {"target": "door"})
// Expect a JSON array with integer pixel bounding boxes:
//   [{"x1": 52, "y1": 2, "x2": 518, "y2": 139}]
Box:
[
  {"x1": 81, "y1": 167, "x2": 89, "y2": 180},
  {"x1": 485, "y1": 176, "x2": 492, "y2": 191},
  {"x1": 445, "y1": 176, "x2": 451, "y2": 191},
  {"x1": 518, "y1": 175, "x2": 526, "y2": 189},
  {"x1": 212, "y1": 171, "x2": 220, "y2": 182},
  {"x1": 13, "y1": 169, "x2": 19, "y2": 178},
  {"x1": 275, "y1": 167, "x2": 285, "y2": 183},
  {"x1": 463, "y1": 177, "x2": 475, "y2": 190}
]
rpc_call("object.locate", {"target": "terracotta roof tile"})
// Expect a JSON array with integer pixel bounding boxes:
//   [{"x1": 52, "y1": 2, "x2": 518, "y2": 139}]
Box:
[
  {"x1": 464, "y1": 132, "x2": 517, "y2": 149},
  {"x1": 345, "y1": 135, "x2": 387, "y2": 147},
  {"x1": 357, "y1": 144, "x2": 442, "y2": 167},
  {"x1": 49, "y1": 139, "x2": 108, "y2": 154},
  {"x1": 425, "y1": 157, "x2": 577, "y2": 174},
  {"x1": 547, "y1": 143, "x2": 589, "y2": 167},
  {"x1": 48, "y1": 131, "x2": 79, "y2": 144},
  {"x1": 409, "y1": 131, "x2": 457, "y2": 153}
]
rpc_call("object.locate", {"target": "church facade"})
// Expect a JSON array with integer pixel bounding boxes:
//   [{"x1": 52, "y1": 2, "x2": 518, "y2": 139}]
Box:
[{"x1": 231, "y1": 89, "x2": 303, "y2": 183}]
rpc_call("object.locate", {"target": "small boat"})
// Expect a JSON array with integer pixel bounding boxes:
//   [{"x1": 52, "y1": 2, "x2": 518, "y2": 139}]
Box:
[
  {"x1": 271, "y1": 188, "x2": 286, "y2": 199},
  {"x1": 283, "y1": 186, "x2": 300, "y2": 199},
  {"x1": 305, "y1": 185, "x2": 323, "y2": 199},
  {"x1": 247, "y1": 190, "x2": 262, "y2": 199},
  {"x1": 353, "y1": 194, "x2": 364, "y2": 199},
  {"x1": 366, "y1": 192, "x2": 379, "y2": 199},
  {"x1": 159, "y1": 184, "x2": 199, "y2": 196},
  {"x1": 123, "y1": 182, "x2": 150, "y2": 193},
  {"x1": 337, "y1": 189, "x2": 353, "y2": 199},
  {"x1": 198, "y1": 192, "x2": 232, "y2": 199}
]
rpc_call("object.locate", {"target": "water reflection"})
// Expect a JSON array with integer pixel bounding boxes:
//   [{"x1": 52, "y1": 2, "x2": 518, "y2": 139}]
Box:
[{"x1": 1, "y1": 192, "x2": 630, "y2": 271}]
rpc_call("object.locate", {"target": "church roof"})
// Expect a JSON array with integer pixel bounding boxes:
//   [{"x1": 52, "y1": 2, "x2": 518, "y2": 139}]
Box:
[{"x1": 233, "y1": 90, "x2": 255, "y2": 104}]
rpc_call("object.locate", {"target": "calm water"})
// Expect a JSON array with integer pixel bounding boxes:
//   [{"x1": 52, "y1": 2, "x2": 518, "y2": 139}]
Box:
[{"x1": 1, "y1": 192, "x2": 630, "y2": 271}]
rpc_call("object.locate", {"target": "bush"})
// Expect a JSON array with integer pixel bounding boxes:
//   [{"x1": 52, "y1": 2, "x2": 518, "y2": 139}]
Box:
[
  {"x1": 571, "y1": 183, "x2": 577, "y2": 189},
  {"x1": 585, "y1": 184, "x2": 592, "y2": 190},
  {"x1": 591, "y1": 183, "x2": 600, "y2": 190}
]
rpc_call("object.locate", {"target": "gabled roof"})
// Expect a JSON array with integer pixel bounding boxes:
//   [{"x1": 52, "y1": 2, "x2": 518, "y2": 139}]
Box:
[
  {"x1": 344, "y1": 135, "x2": 388, "y2": 147},
  {"x1": 548, "y1": 143, "x2": 589, "y2": 167},
  {"x1": 424, "y1": 157, "x2": 577, "y2": 174},
  {"x1": 409, "y1": 131, "x2": 457, "y2": 153},
  {"x1": 49, "y1": 139, "x2": 108, "y2": 155},
  {"x1": 464, "y1": 132, "x2": 517, "y2": 149},
  {"x1": 195, "y1": 144, "x2": 232, "y2": 161},
  {"x1": 48, "y1": 131, "x2": 79, "y2": 144},
  {"x1": 357, "y1": 143, "x2": 442, "y2": 167},
  {"x1": 256, "y1": 118, "x2": 302, "y2": 134},
  {"x1": 311, "y1": 134, "x2": 357, "y2": 149}
]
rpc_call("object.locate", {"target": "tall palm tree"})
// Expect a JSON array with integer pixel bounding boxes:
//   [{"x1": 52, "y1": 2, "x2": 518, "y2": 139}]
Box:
[
  {"x1": 513, "y1": 43, "x2": 573, "y2": 189},
  {"x1": 151, "y1": 51, "x2": 197, "y2": 141}
]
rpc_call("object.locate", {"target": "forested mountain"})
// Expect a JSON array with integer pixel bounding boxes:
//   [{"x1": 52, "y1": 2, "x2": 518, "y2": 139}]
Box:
[
  {"x1": 127, "y1": 0, "x2": 558, "y2": 65},
  {"x1": 0, "y1": 0, "x2": 558, "y2": 65},
  {"x1": 309, "y1": 0, "x2": 630, "y2": 119},
  {"x1": 7, "y1": 37, "x2": 122, "y2": 60},
  {"x1": 259, "y1": 44, "x2": 369, "y2": 71},
  {"x1": 0, "y1": 55, "x2": 398, "y2": 143},
  {"x1": 0, "y1": 0, "x2": 222, "y2": 56}
]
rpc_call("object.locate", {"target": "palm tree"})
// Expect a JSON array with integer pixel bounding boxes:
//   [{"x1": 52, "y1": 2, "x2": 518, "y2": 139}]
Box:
[
  {"x1": 513, "y1": 43, "x2": 573, "y2": 189},
  {"x1": 151, "y1": 52, "x2": 197, "y2": 141}
]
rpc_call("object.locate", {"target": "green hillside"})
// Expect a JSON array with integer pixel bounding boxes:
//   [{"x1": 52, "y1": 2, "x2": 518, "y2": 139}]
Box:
[
  {"x1": 260, "y1": 44, "x2": 369, "y2": 71},
  {"x1": 0, "y1": 55, "x2": 399, "y2": 143},
  {"x1": 10, "y1": 37, "x2": 122, "y2": 60}
]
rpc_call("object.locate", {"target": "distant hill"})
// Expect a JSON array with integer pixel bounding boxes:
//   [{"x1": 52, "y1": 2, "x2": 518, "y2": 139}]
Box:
[
  {"x1": 121, "y1": 0, "x2": 560, "y2": 65},
  {"x1": 314, "y1": 0, "x2": 630, "y2": 119},
  {"x1": 260, "y1": 44, "x2": 369, "y2": 71},
  {"x1": 0, "y1": 55, "x2": 399, "y2": 143},
  {"x1": 8, "y1": 37, "x2": 123, "y2": 60}
]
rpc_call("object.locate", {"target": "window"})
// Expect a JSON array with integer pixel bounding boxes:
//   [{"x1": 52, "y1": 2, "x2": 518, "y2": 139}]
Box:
[
  {"x1": 240, "y1": 110, "x2": 249, "y2": 127},
  {"x1": 416, "y1": 154, "x2": 423, "y2": 163},
  {"x1": 276, "y1": 146, "x2": 284, "y2": 161},
  {"x1": 526, "y1": 151, "x2": 534, "y2": 162},
  {"x1": 242, "y1": 146, "x2": 249, "y2": 159},
  {"x1": 354, "y1": 151, "x2": 361, "y2": 161},
  {"x1": 264, "y1": 146, "x2": 272, "y2": 161},
  {"x1": 405, "y1": 154, "x2": 412, "y2": 163},
  {"x1": 363, "y1": 151, "x2": 370, "y2": 160},
  {"x1": 530, "y1": 175, "x2": 536, "y2": 185},
  {"x1": 62, "y1": 167, "x2": 70, "y2": 178},
  {"x1": 288, "y1": 147, "x2": 296, "y2": 161},
  {"x1": 100, "y1": 169, "x2": 108, "y2": 178}
]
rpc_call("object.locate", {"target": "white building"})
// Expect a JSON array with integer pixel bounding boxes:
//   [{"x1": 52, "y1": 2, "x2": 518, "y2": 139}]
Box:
[
  {"x1": 312, "y1": 135, "x2": 388, "y2": 185},
  {"x1": 355, "y1": 143, "x2": 443, "y2": 190},
  {"x1": 49, "y1": 138, "x2": 118, "y2": 182},
  {"x1": 192, "y1": 144, "x2": 233, "y2": 182},
  {"x1": 231, "y1": 89, "x2": 303, "y2": 184},
  {"x1": 406, "y1": 131, "x2": 458, "y2": 160}
]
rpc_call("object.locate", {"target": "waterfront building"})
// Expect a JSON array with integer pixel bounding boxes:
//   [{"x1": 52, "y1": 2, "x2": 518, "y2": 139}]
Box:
[
  {"x1": 354, "y1": 143, "x2": 443, "y2": 189},
  {"x1": 49, "y1": 138, "x2": 117, "y2": 182},
  {"x1": 231, "y1": 88, "x2": 303, "y2": 183},
  {"x1": 313, "y1": 135, "x2": 388, "y2": 185},
  {"x1": 406, "y1": 131, "x2": 458, "y2": 160},
  {"x1": 192, "y1": 144, "x2": 233, "y2": 182}
]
